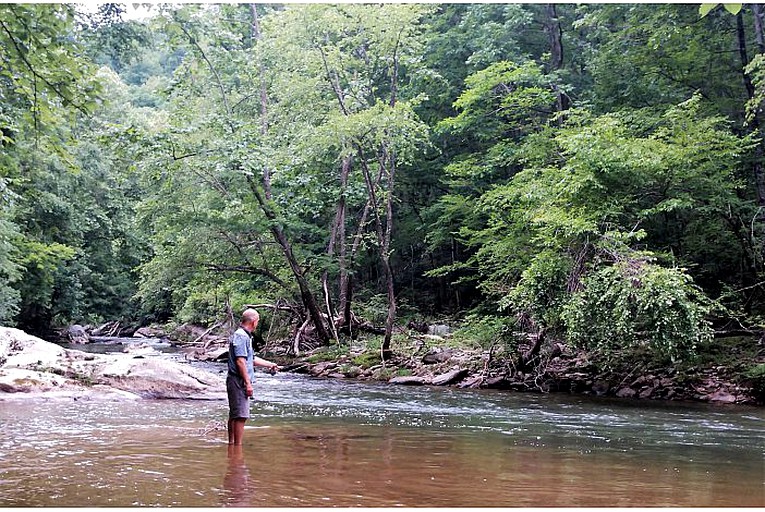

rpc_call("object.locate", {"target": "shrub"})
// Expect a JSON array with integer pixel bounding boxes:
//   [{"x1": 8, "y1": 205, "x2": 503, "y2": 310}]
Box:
[{"x1": 562, "y1": 261, "x2": 712, "y2": 365}]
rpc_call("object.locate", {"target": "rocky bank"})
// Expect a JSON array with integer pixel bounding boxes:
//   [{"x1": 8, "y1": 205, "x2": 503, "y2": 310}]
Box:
[
  {"x1": 4, "y1": 323, "x2": 763, "y2": 406},
  {"x1": 288, "y1": 337, "x2": 765, "y2": 406},
  {"x1": 0, "y1": 327, "x2": 225, "y2": 400}
]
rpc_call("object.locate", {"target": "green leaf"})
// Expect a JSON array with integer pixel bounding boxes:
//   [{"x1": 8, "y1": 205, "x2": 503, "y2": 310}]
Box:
[{"x1": 722, "y1": 3, "x2": 742, "y2": 14}]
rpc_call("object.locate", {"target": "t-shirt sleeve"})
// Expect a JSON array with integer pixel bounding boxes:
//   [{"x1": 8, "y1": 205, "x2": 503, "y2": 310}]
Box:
[{"x1": 231, "y1": 331, "x2": 250, "y2": 358}]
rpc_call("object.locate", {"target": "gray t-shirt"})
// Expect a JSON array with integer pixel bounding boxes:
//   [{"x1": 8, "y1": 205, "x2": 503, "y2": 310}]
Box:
[{"x1": 227, "y1": 327, "x2": 255, "y2": 383}]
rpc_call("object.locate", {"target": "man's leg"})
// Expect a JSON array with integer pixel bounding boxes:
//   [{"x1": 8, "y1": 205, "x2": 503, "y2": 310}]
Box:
[
  {"x1": 229, "y1": 418, "x2": 246, "y2": 445},
  {"x1": 226, "y1": 375, "x2": 250, "y2": 445}
]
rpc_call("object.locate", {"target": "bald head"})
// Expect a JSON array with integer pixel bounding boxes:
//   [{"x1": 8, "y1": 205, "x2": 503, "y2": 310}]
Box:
[{"x1": 240, "y1": 308, "x2": 260, "y2": 332}]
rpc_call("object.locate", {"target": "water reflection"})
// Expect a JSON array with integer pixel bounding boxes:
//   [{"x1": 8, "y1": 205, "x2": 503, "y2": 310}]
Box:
[{"x1": 222, "y1": 445, "x2": 251, "y2": 507}]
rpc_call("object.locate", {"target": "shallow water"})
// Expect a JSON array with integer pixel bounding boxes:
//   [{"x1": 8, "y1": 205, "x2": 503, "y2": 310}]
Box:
[{"x1": 0, "y1": 372, "x2": 763, "y2": 506}]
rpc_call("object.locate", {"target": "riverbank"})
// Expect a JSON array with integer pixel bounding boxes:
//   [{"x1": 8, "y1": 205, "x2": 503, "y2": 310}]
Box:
[
  {"x1": 161, "y1": 320, "x2": 765, "y2": 406},
  {"x1": 284, "y1": 334, "x2": 765, "y2": 406},
  {"x1": 24, "y1": 321, "x2": 765, "y2": 405}
]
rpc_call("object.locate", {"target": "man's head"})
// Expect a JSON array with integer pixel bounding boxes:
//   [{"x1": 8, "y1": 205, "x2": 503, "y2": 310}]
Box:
[{"x1": 240, "y1": 308, "x2": 260, "y2": 332}]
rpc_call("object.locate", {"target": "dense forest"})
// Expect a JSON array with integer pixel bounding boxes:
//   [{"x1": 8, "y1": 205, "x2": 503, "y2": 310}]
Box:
[{"x1": 2, "y1": 3, "x2": 765, "y2": 390}]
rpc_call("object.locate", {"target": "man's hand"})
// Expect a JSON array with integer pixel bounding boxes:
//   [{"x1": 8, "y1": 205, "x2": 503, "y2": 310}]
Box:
[{"x1": 245, "y1": 382, "x2": 254, "y2": 397}]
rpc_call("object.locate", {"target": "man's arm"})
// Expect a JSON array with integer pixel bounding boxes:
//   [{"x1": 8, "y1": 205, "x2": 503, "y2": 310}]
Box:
[
  {"x1": 253, "y1": 355, "x2": 279, "y2": 372},
  {"x1": 235, "y1": 356, "x2": 254, "y2": 396}
]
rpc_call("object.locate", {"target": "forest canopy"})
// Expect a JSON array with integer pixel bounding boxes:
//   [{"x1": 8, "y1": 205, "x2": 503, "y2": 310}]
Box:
[{"x1": 1, "y1": 3, "x2": 764, "y2": 368}]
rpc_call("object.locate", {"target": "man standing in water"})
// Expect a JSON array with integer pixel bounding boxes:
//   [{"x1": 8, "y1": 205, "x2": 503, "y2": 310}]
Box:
[{"x1": 227, "y1": 308, "x2": 279, "y2": 445}]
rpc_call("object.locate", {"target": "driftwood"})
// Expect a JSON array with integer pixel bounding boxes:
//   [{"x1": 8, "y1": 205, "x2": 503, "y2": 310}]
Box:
[{"x1": 193, "y1": 321, "x2": 223, "y2": 348}]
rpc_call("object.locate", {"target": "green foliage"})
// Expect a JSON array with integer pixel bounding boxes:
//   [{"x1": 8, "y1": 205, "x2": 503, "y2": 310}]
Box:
[
  {"x1": 563, "y1": 261, "x2": 712, "y2": 365},
  {"x1": 452, "y1": 313, "x2": 518, "y2": 351},
  {"x1": 431, "y1": 79, "x2": 748, "y2": 362},
  {"x1": 352, "y1": 351, "x2": 382, "y2": 369},
  {"x1": 504, "y1": 250, "x2": 572, "y2": 330},
  {"x1": 745, "y1": 53, "x2": 765, "y2": 125},
  {"x1": 305, "y1": 344, "x2": 350, "y2": 364},
  {"x1": 576, "y1": 4, "x2": 746, "y2": 120},
  {"x1": 0, "y1": 181, "x2": 22, "y2": 324},
  {"x1": 1, "y1": 1, "x2": 763, "y2": 394},
  {"x1": 744, "y1": 363, "x2": 765, "y2": 401},
  {"x1": 0, "y1": 4, "x2": 100, "y2": 127}
]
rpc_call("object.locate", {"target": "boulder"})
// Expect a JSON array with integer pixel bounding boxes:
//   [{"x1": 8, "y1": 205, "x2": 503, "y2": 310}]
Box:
[
  {"x1": 309, "y1": 361, "x2": 337, "y2": 376},
  {"x1": 458, "y1": 375, "x2": 484, "y2": 389},
  {"x1": 432, "y1": 368, "x2": 468, "y2": 386},
  {"x1": 422, "y1": 349, "x2": 455, "y2": 365},
  {"x1": 65, "y1": 325, "x2": 89, "y2": 344},
  {"x1": 0, "y1": 327, "x2": 225, "y2": 400},
  {"x1": 133, "y1": 326, "x2": 167, "y2": 339},
  {"x1": 704, "y1": 389, "x2": 737, "y2": 403},
  {"x1": 91, "y1": 321, "x2": 121, "y2": 337},
  {"x1": 484, "y1": 375, "x2": 510, "y2": 389},
  {"x1": 97, "y1": 356, "x2": 225, "y2": 399},
  {"x1": 192, "y1": 347, "x2": 228, "y2": 362},
  {"x1": 592, "y1": 380, "x2": 610, "y2": 396},
  {"x1": 428, "y1": 324, "x2": 452, "y2": 336},
  {"x1": 615, "y1": 387, "x2": 637, "y2": 399}
]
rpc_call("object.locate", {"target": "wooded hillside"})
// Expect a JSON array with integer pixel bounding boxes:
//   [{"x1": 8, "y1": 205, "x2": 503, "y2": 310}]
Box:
[{"x1": 2, "y1": 4, "x2": 764, "y2": 382}]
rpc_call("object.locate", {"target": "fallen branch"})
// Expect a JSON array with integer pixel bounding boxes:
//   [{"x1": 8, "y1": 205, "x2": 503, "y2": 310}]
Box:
[
  {"x1": 197, "y1": 321, "x2": 223, "y2": 349},
  {"x1": 244, "y1": 303, "x2": 295, "y2": 312}
]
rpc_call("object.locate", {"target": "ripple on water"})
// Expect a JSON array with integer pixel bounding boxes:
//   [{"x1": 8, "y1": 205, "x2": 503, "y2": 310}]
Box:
[{"x1": 1, "y1": 375, "x2": 763, "y2": 506}]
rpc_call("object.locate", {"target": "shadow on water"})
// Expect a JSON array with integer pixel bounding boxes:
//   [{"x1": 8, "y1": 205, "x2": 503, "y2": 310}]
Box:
[{"x1": 0, "y1": 373, "x2": 763, "y2": 506}]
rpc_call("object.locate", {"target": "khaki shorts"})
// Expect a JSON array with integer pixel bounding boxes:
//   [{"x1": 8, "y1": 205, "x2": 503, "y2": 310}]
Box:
[{"x1": 226, "y1": 375, "x2": 250, "y2": 419}]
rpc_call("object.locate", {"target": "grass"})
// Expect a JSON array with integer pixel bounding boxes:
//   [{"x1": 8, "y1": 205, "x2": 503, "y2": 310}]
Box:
[{"x1": 305, "y1": 344, "x2": 349, "y2": 364}]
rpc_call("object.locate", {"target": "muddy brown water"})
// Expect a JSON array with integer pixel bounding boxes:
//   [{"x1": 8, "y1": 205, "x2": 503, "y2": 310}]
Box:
[{"x1": 0, "y1": 369, "x2": 763, "y2": 506}]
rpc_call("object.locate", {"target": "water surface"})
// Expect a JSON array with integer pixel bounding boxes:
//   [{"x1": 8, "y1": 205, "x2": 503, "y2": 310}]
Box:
[{"x1": 0, "y1": 371, "x2": 763, "y2": 506}]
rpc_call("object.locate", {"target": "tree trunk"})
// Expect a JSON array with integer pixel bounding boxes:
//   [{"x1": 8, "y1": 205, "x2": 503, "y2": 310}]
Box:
[
  {"x1": 248, "y1": 4, "x2": 330, "y2": 345},
  {"x1": 544, "y1": 4, "x2": 563, "y2": 71},
  {"x1": 247, "y1": 177, "x2": 331, "y2": 344},
  {"x1": 517, "y1": 327, "x2": 546, "y2": 372},
  {"x1": 320, "y1": 155, "x2": 353, "y2": 342},
  {"x1": 334, "y1": 155, "x2": 352, "y2": 331},
  {"x1": 738, "y1": 9, "x2": 765, "y2": 208},
  {"x1": 250, "y1": 4, "x2": 272, "y2": 198},
  {"x1": 317, "y1": 36, "x2": 400, "y2": 355},
  {"x1": 752, "y1": 4, "x2": 765, "y2": 53},
  {"x1": 544, "y1": 3, "x2": 569, "y2": 113},
  {"x1": 380, "y1": 147, "x2": 397, "y2": 358},
  {"x1": 356, "y1": 146, "x2": 396, "y2": 359}
]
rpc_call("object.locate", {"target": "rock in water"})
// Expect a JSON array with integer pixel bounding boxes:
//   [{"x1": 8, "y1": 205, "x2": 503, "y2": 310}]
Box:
[{"x1": 388, "y1": 375, "x2": 428, "y2": 385}]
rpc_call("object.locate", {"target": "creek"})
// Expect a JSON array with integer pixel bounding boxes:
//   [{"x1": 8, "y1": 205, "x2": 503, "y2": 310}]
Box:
[{"x1": 0, "y1": 341, "x2": 763, "y2": 506}]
